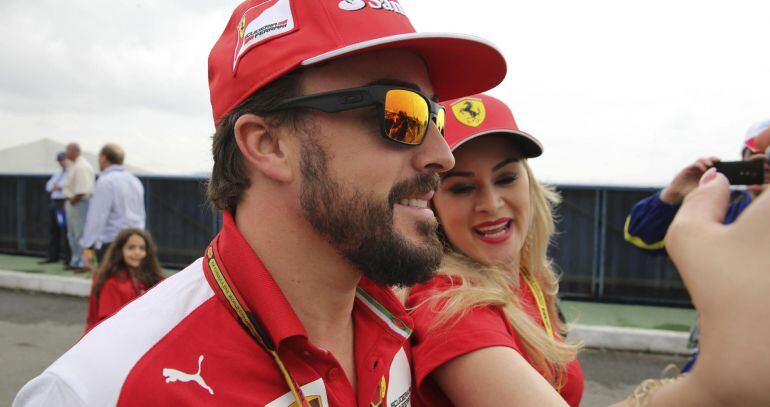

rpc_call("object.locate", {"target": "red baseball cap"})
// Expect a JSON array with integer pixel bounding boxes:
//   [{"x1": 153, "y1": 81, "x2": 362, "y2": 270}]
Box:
[
  {"x1": 208, "y1": 0, "x2": 507, "y2": 125},
  {"x1": 744, "y1": 119, "x2": 770, "y2": 153},
  {"x1": 442, "y1": 93, "x2": 543, "y2": 158}
]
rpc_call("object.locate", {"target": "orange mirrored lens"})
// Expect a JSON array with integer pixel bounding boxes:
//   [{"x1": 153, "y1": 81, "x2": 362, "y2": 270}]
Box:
[
  {"x1": 384, "y1": 89, "x2": 429, "y2": 145},
  {"x1": 436, "y1": 107, "x2": 446, "y2": 136}
]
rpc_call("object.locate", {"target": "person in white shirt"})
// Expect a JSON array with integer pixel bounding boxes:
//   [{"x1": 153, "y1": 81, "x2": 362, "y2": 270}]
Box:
[
  {"x1": 61, "y1": 142, "x2": 95, "y2": 271},
  {"x1": 40, "y1": 152, "x2": 71, "y2": 265},
  {"x1": 80, "y1": 143, "x2": 146, "y2": 264}
]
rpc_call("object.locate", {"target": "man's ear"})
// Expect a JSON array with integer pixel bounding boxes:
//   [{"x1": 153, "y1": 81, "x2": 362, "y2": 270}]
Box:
[{"x1": 234, "y1": 113, "x2": 294, "y2": 183}]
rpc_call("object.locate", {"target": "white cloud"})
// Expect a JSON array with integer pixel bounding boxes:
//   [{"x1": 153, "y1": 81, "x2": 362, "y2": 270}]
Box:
[{"x1": 0, "y1": 0, "x2": 240, "y2": 174}]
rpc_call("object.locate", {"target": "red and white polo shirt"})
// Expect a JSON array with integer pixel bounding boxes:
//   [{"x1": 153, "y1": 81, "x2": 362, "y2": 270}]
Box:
[{"x1": 15, "y1": 212, "x2": 413, "y2": 406}]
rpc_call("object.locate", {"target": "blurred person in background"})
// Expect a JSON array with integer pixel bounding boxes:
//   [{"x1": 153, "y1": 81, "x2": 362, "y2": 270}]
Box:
[
  {"x1": 80, "y1": 143, "x2": 145, "y2": 266},
  {"x1": 61, "y1": 142, "x2": 95, "y2": 272},
  {"x1": 625, "y1": 118, "x2": 770, "y2": 255},
  {"x1": 624, "y1": 118, "x2": 770, "y2": 371},
  {"x1": 84, "y1": 228, "x2": 164, "y2": 333},
  {"x1": 39, "y1": 151, "x2": 71, "y2": 265},
  {"x1": 407, "y1": 94, "x2": 584, "y2": 406}
]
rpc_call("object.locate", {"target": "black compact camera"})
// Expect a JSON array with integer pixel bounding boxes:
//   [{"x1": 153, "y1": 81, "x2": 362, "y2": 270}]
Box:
[{"x1": 713, "y1": 160, "x2": 764, "y2": 185}]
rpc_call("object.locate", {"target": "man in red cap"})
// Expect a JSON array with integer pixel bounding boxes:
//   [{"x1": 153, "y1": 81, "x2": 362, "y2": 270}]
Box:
[{"x1": 15, "y1": 1, "x2": 505, "y2": 406}]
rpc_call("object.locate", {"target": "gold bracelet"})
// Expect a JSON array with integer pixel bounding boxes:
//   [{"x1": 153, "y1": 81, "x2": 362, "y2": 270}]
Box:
[{"x1": 626, "y1": 364, "x2": 685, "y2": 407}]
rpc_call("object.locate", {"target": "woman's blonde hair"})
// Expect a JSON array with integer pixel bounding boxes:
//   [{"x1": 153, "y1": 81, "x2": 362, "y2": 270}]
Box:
[{"x1": 422, "y1": 159, "x2": 582, "y2": 388}]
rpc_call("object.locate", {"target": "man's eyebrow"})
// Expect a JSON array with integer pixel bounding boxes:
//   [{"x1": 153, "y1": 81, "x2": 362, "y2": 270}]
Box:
[{"x1": 367, "y1": 79, "x2": 434, "y2": 99}]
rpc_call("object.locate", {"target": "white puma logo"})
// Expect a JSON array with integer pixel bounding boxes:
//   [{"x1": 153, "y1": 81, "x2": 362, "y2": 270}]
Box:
[{"x1": 162, "y1": 355, "x2": 214, "y2": 395}]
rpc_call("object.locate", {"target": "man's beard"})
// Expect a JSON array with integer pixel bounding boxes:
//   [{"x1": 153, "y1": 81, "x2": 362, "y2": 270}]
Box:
[{"x1": 299, "y1": 138, "x2": 443, "y2": 287}]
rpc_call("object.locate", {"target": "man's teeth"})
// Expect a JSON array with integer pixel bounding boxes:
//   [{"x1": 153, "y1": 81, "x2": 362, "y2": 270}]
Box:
[{"x1": 399, "y1": 198, "x2": 428, "y2": 208}]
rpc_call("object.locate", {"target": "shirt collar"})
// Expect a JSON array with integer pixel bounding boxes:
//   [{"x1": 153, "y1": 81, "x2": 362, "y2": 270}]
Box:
[
  {"x1": 211, "y1": 211, "x2": 413, "y2": 347},
  {"x1": 100, "y1": 165, "x2": 124, "y2": 175},
  {"x1": 356, "y1": 278, "x2": 413, "y2": 340},
  {"x1": 213, "y1": 210, "x2": 306, "y2": 345}
]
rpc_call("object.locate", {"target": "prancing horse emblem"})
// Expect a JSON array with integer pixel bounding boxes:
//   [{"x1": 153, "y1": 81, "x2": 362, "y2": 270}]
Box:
[
  {"x1": 163, "y1": 355, "x2": 215, "y2": 395},
  {"x1": 450, "y1": 98, "x2": 486, "y2": 127}
]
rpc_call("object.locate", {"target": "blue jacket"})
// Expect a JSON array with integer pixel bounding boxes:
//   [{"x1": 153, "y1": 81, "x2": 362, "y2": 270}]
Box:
[{"x1": 624, "y1": 190, "x2": 752, "y2": 255}]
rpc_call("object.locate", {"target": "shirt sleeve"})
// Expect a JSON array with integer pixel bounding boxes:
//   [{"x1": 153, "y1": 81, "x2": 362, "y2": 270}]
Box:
[
  {"x1": 45, "y1": 174, "x2": 56, "y2": 193},
  {"x1": 12, "y1": 371, "x2": 86, "y2": 407},
  {"x1": 80, "y1": 178, "x2": 113, "y2": 249},
  {"x1": 623, "y1": 191, "x2": 679, "y2": 254},
  {"x1": 407, "y1": 279, "x2": 522, "y2": 392},
  {"x1": 723, "y1": 191, "x2": 752, "y2": 225},
  {"x1": 96, "y1": 278, "x2": 129, "y2": 323}
]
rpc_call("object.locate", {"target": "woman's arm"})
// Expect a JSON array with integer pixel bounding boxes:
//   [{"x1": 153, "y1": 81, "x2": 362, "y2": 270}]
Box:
[{"x1": 432, "y1": 346, "x2": 567, "y2": 407}]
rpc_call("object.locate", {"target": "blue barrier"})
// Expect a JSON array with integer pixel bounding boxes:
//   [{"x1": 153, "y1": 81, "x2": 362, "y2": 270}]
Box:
[{"x1": 0, "y1": 175, "x2": 686, "y2": 305}]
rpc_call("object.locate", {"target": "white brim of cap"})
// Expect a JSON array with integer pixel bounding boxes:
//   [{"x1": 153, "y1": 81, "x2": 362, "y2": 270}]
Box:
[
  {"x1": 301, "y1": 32, "x2": 506, "y2": 101},
  {"x1": 451, "y1": 129, "x2": 544, "y2": 158}
]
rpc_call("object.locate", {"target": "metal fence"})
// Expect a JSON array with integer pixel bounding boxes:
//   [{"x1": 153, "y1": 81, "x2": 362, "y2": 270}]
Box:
[
  {"x1": 0, "y1": 175, "x2": 686, "y2": 305},
  {"x1": 0, "y1": 175, "x2": 218, "y2": 267},
  {"x1": 552, "y1": 187, "x2": 685, "y2": 305}
]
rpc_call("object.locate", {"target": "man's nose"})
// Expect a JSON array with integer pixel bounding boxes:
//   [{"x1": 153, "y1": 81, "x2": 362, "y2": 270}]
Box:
[{"x1": 412, "y1": 123, "x2": 454, "y2": 174}]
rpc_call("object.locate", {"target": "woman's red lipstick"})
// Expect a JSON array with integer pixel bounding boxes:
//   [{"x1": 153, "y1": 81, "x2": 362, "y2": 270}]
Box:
[{"x1": 472, "y1": 217, "x2": 513, "y2": 244}]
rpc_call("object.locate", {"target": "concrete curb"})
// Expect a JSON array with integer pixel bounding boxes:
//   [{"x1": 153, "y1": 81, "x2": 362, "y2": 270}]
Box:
[
  {"x1": 568, "y1": 324, "x2": 690, "y2": 355},
  {"x1": 0, "y1": 269, "x2": 91, "y2": 297},
  {"x1": 0, "y1": 269, "x2": 692, "y2": 355}
]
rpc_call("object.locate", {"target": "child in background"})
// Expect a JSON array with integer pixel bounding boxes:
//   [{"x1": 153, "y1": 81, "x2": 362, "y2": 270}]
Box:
[{"x1": 84, "y1": 228, "x2": 164, "y2": 333}]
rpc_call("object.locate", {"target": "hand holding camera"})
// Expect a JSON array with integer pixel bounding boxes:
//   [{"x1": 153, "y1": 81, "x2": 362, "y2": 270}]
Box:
[{"x1": 660, "y1": 156, "x2": 721, "y2": 204}]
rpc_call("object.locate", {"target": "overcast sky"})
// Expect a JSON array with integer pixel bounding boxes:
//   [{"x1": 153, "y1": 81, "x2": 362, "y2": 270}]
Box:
[{"x1": 1, "y1": 0, "x2": 768, "y2": 185}]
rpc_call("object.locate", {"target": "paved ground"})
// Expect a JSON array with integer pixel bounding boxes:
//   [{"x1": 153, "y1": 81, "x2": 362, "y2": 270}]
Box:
[
  {"x1": 578, "y1": 349, "x2": 686, "y2": 406},
  {"x1": 0, "y1": 289, "x2": 86, "y2": 406},
  {"x1": 0, "y1": 288, "x2": 687, "y2": 406}
]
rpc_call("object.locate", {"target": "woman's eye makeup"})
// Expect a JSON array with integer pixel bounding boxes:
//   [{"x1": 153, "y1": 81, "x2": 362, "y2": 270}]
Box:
[
  {"x1": 495, "y1": 172, "x2": 518, "y2": 185},
  {"x1": 447, "y1": 183, "x2": 475, "y2": 195}
]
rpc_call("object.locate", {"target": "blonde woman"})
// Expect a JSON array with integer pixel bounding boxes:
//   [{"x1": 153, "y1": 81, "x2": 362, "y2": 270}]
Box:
[
  {"x1": 407, "y1": 93, "x2": 583, "y2": 406},
  {"x1": 408, "y1": 94, "x2": 770, "y2": 407}
]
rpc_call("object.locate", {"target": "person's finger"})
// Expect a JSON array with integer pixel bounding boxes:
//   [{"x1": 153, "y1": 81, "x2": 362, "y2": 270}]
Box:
[
  {"x1": 665, "y1": 169, "x2": 730, "y2": 310},
  {"x1": 694, "y1": 161, "x2": 709, "y2": 172},
  {"x1": 668, "y1": 169, "x2": 730, "y2": 234},
  {"x1": 702, "y1": 156, "x2": 720, "y2": 167}
]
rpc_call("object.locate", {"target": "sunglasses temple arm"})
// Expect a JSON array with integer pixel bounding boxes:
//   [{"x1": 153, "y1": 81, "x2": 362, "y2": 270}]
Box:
[{"x1": 274, "y1": 92, "x2": 376, "y2": 113}]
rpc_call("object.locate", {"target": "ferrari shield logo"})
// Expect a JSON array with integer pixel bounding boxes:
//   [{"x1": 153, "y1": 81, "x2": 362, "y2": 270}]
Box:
[
  {"x1": 451, "y1": 98, "x2": 485, "y2": 127},
  {"x1": 369, "y1": 376, "x2": 387, "y2": 407},
  {"x1": 289, "y1": 396, "x2": 322, "y2": 407}
]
